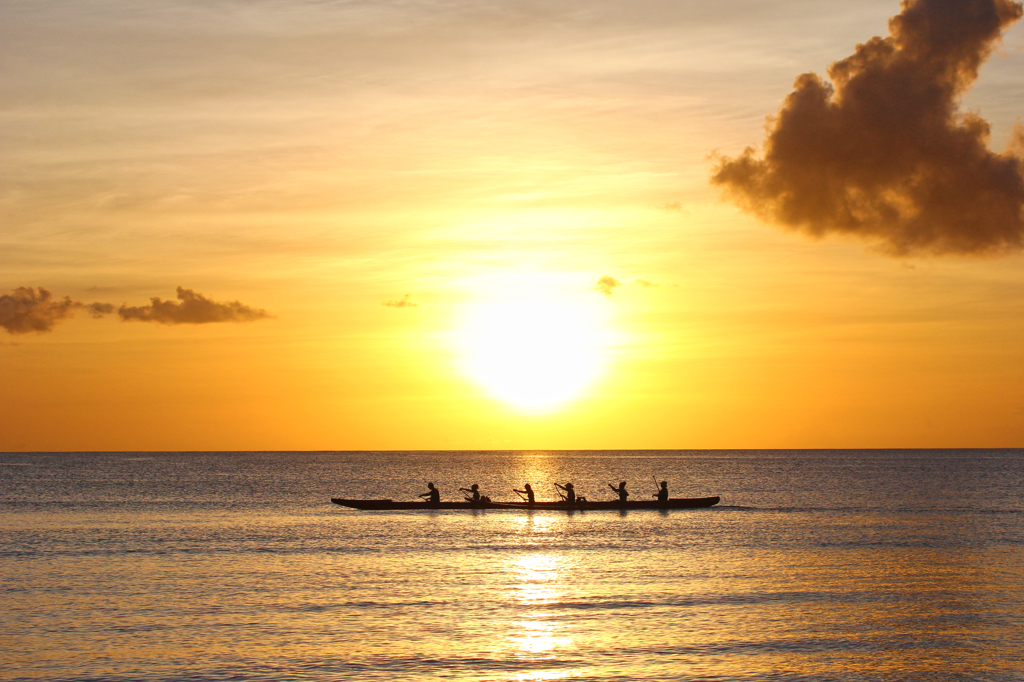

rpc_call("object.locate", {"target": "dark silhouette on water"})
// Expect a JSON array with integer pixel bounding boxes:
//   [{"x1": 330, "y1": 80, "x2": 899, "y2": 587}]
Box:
[
  {"x1": 332, "y1": 496, "x2": 721, "y2": 510},
  {"x1": 513, "y1": 483, "x2": 535, "y2": 506},
  {"x1": 555, "y1": 482, "x2": 576, "y2": 505},
  {"x1": 655, "y1": 480, "x2": 669, "y2": 503},
  {"x1": 459, "y1": 483, "x2": 490, "y2": 504},
  {"x1": 419, "y1": 482, "x2": 440, "y2": 506},
  {"x1": 609, "y1": 481, "x2": 629, "y2": 503}
]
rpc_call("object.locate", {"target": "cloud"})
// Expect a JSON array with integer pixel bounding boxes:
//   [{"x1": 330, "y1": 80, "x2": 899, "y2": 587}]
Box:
[
  {"x1": 382, "y1": 294, "x2": 419, "y2": 308},
  {"x1": 594, "y1": 276, "x2": 659, "y2": 296},
  {"x1": 712, "y1": 0, "x2": 1024, "y2": 255},
  {"x1": 0, "y1": 287, "x2": 81, "y2": 334},
  {"x1": 118, "y1": 287, "x2": 271, "y2": 324},
  {"x1": 87, "y1": 302, "x2": 116, "y2": 318},
  {"x1": 594, "y1": 275, "x2": 622, "y2": 296},
  {"x1": 2, "y1": 285, "x2": 269, "y2": 334}
]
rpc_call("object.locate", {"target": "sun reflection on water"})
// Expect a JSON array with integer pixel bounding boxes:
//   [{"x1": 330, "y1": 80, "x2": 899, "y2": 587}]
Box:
[
  {"x1": 509, "y1": 620, "x2": 573, "y2": 654},
  {"x1": 511, "y1": 513, "x2": 556, "y2": 534},
  {"x1": 504, "y1": 553, "x2": 577, "y2": 676},
  {"x1": 511, "y1": 671, "x2": 575, "y2": 681},
  {"x1": 511, "y1": 553, "x2": 564, "y2": 606}
]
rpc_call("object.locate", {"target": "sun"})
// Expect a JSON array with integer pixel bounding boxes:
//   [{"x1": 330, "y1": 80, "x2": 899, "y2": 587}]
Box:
[{"x1": 457, "y1": 293, "x2": 612, "y2": 413}]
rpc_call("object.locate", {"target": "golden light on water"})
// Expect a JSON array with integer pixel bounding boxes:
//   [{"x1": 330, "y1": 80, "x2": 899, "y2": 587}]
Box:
[
  {"x1": 512, "y1": 668, "x2": 575, "y2": 681},
  {"x1": 456, "y1": 290, "x2": 614, "y2": 413},
  {"x1": 511, "y1": 553, "x2": 565, "y2": 606},
  {"x1": 512, "y1": 513, "x2": 556, "y2": 533},
  {"x1": 510, "y1": 620, "x2": 573, "y2": 655},
  {"x1": 507, "y1": 553, "x2": 576, "y2": 670}
]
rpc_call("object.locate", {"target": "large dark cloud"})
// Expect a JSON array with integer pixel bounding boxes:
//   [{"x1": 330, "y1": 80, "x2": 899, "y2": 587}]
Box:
[
  {"x1": 0, "y1": 287, "x2": 82, "y2": 334},
  {"x1": 118, "y1": 287, "x2": 271, "y2": 324},
  {"x1": 712, "y1": 0, "x2": 1024, "y2": 255}
]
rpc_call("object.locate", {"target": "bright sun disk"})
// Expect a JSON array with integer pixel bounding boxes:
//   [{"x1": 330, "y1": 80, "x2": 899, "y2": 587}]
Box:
[{"x1": 458, "y1": 296, "x2": 610, "y2": 413}]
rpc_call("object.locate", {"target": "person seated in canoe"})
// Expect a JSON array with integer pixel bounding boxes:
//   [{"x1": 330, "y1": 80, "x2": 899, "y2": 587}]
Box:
[
  {"x1": 459, "y1": 484, "x2": 490, "y2": 504},
  {"x1": 513, "y1": 483, "x2": 535, "y2": 506},
  {"x1": 654, "y1": 480, "x2": 669, "y2": 503},
  {"x1": 608, "y1": 481, "x2": 629, "y2": 503},
  {"x1": 419, "y1": 482, "x2": 441, "y2": 505},
  {"x1": 555, "y1": 482, "x2": 577, "y2": 505}
]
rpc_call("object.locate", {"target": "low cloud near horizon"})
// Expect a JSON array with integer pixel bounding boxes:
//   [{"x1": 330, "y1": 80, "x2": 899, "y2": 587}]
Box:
[
  {"x1": 712, "y1": 0, "x2": 1024, "y2": 256},
  {"x1": 118, "y1": 287, "x2": 271, "y2": 325},
  {"x1": 1, "y1": 285, "x2": 270, "y2": 334}
]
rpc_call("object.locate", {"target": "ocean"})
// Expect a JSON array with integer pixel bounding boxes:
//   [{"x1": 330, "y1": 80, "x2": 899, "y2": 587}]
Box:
[{"x1": 1, "y1": 450, "x2": 1022, "y2": 681}]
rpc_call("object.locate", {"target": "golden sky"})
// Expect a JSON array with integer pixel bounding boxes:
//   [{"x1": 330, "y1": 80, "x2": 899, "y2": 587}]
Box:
[{"x1": 3, "y1": 0, "x2": 1024, "y2": 451}]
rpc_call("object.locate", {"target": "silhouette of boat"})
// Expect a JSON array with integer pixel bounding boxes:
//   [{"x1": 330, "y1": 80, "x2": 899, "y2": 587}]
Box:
[{"x1": 331, "y1": 496, "x2": 720, "y2": 510}]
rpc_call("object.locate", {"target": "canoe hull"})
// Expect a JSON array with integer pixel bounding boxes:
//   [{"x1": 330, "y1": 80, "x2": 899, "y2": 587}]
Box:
[{"x1": 331, "y1": 496, "x2": 720, "y2": 511}]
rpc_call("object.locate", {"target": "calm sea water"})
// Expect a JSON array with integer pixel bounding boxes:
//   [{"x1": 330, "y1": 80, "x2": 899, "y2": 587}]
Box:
[{"x1": 1, "y1": 450, "x2": 1022, "y2": 682}]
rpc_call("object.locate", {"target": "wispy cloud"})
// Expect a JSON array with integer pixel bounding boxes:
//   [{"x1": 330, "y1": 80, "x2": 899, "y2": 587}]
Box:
[
  {"x1": 594, "y1": 275, "x2": 622, "y2": 297},
  {"x1": 2, "y1": 285, "x2": 271, "y2": 334},
  {"x1": 118, "y1": 287, "x2": 271, "y2": 325},
  {"x1": 712, "y1": 0, "x2": 1024, "y2": 255},
  {"x1": 382, "y1": 294, "x2": 419, "y2": 308},
  {"x1": 594, "y1": 276, "x2": 660, "y2": 296},
  {"x1": 87, "y1": 302, "x2": 116, "y2": 318}
]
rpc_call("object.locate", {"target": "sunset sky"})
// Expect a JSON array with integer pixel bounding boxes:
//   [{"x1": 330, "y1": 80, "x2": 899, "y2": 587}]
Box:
[{"x1": 3, "y1": 0, "x2": 1024, "y2": 451}]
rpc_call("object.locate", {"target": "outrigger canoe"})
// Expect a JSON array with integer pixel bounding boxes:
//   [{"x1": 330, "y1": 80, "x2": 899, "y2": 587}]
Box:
[{"x1": 331, "y1": 496, "x2": 720, "y2": 511}]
